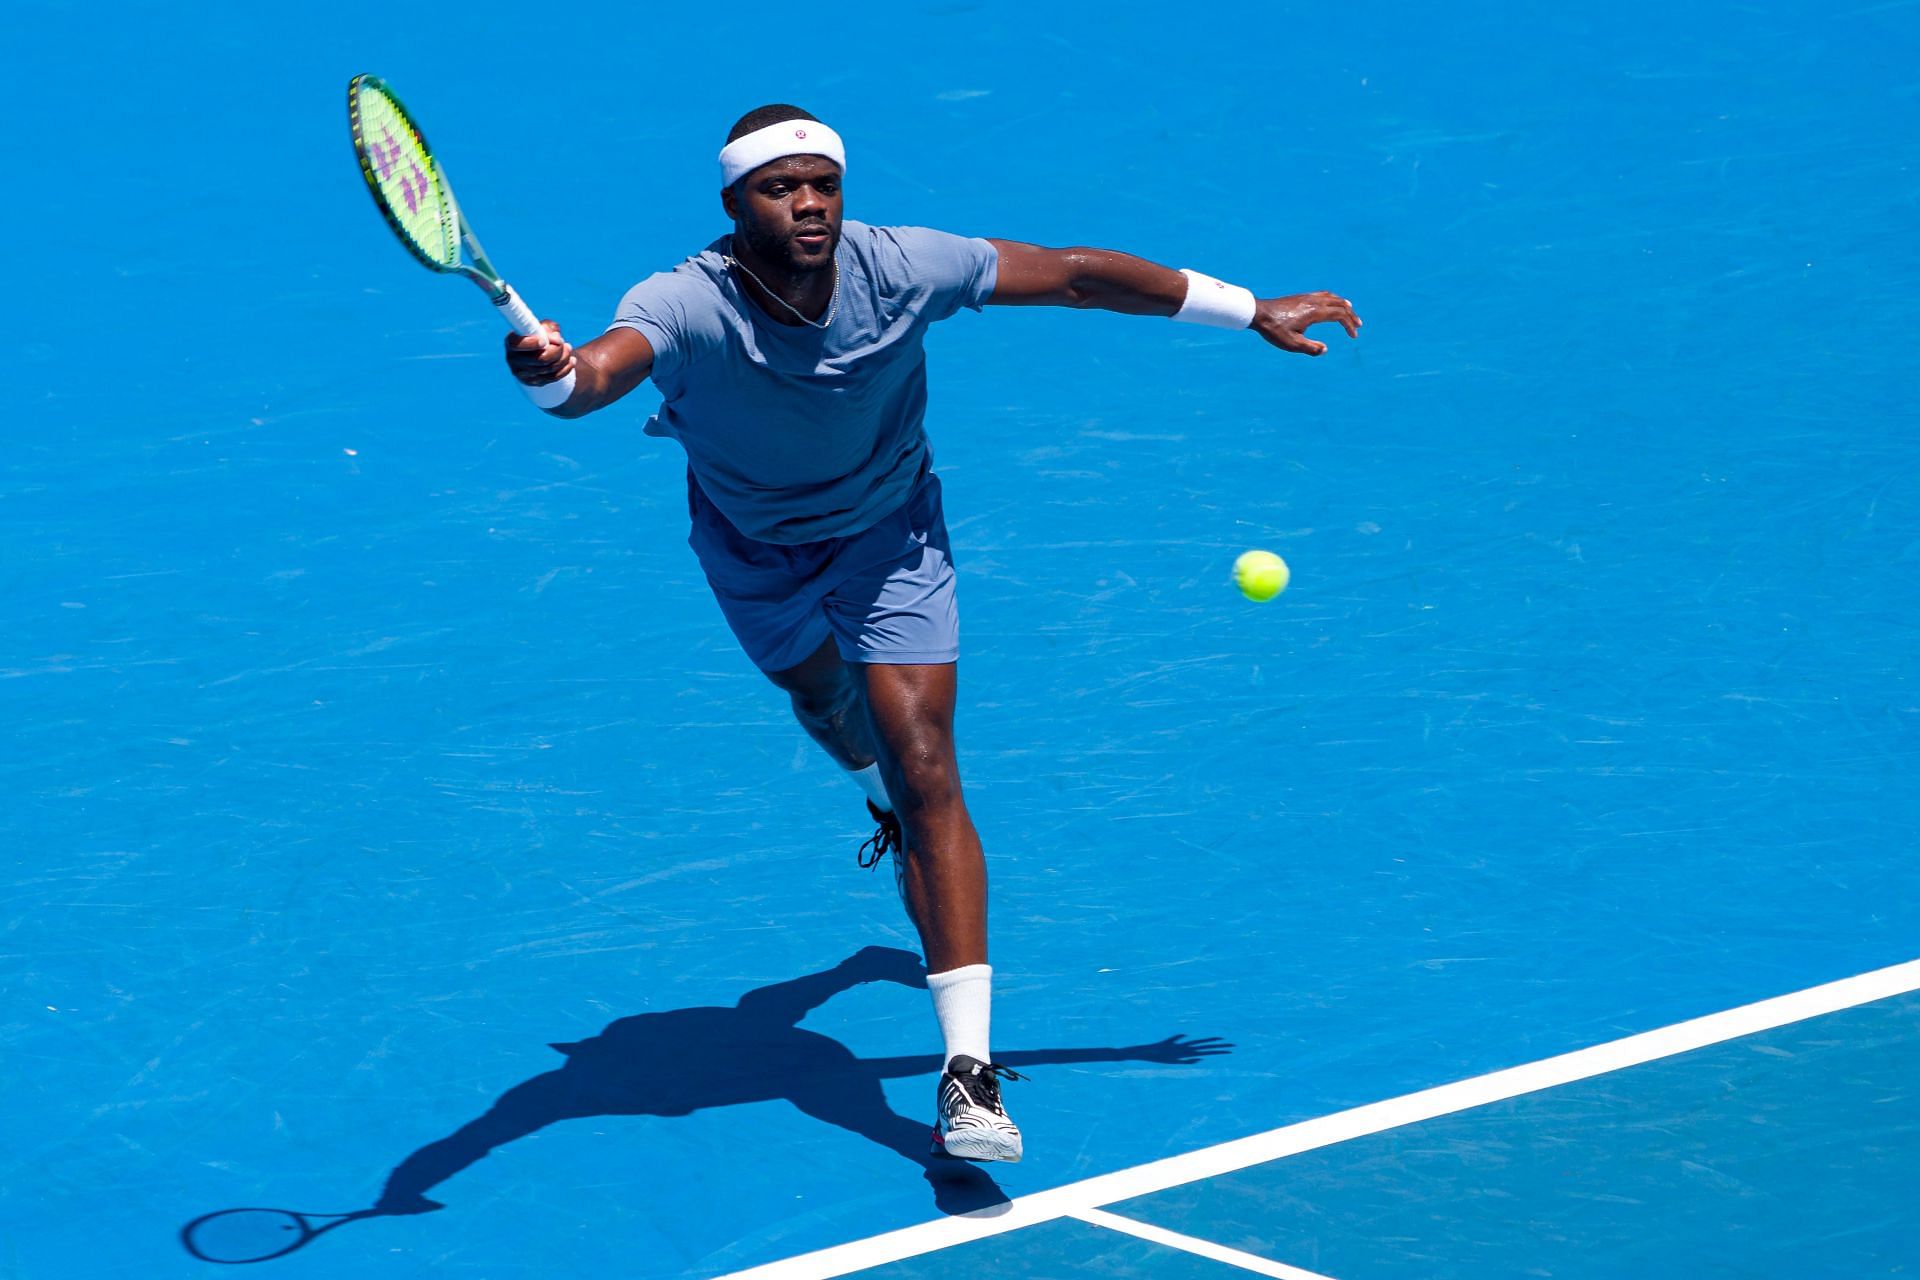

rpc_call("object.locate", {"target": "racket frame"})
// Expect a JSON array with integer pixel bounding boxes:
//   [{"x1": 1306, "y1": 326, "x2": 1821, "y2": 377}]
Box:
[{"x1": 347, "y1": 74, "x2": 544, "y2": 337}]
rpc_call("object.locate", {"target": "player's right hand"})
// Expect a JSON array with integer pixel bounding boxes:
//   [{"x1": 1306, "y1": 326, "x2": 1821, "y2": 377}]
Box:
[{"x1": 506, "y1": 320, "x2": 575, "y2": 385}]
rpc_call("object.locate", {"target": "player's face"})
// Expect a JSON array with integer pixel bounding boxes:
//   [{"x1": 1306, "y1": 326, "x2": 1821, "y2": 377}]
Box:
[{"x1": 727, "y1": 155, "x2": 844, "y2": 273}]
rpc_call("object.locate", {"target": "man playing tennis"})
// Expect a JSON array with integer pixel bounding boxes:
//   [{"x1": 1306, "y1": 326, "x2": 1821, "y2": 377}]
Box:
[{"x1": 505, "y1": 105, "x2": 1360, "y2": 1163}]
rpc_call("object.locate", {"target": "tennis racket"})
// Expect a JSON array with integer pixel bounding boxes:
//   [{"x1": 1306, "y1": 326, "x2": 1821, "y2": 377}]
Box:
[
  {"x1": 181, "y1": 1205, "x2": 381, "y2": 1264},
  {"x1": 347, "y1": 74, "x2": 547, "y2": 341}
]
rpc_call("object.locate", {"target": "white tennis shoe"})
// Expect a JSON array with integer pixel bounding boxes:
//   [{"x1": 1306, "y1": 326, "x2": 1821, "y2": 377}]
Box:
[{"x1": 932, "y1": 1056, "x2": 1024, "y2": 1163}]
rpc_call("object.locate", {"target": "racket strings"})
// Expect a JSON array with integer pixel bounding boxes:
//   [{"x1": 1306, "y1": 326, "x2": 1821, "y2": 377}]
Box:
[{"x1": 351, "y1": 79, "x2": 457, "y2": 268}]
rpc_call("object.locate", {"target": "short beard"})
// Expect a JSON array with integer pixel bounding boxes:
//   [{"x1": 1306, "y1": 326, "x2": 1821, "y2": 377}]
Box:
[{"x1": 737, "y1": 218, "x2": 833, "y2": 278}]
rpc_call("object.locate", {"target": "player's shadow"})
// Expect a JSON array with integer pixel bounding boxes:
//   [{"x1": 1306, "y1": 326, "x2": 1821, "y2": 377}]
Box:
[
  {"x1": 372, "y1": 945, "x2": 1232, "y2": 1220},
  {"x1": 179, "y1": 946, "x2": 1232, "y2": 1262}
]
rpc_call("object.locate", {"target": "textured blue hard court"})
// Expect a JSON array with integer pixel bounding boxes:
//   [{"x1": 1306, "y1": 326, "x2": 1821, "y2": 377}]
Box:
[
  {"x1": 6, "y1": 1, "x2": 1919, "y2": 1277},
  {"x1": 855, "y1": 1217, "x2": 1261, "y2": 1280},
  {"x1": 1108, "y1": 992, "x2": 1920, "y2": 1279},
  {"x1": 857, "y1": 994, "x2": 1920, "y2": 1278}
]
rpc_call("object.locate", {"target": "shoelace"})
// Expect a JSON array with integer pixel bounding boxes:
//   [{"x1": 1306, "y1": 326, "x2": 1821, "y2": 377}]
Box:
[
  {"x1": 857, "y1": 807, "x2": 901, "y2": 870},
  {"x1": 953, "y1": 1061, "x2": 1027, "y2": 1112}
]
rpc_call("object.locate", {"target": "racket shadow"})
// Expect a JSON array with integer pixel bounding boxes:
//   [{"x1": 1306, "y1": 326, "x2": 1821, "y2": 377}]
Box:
[
  {"x1": 179, "y1": 946, "x2": 1232, "y2": 1260},
  {"x1": 180, "y1": 1206, "x2": 379, "y2": 1265}
]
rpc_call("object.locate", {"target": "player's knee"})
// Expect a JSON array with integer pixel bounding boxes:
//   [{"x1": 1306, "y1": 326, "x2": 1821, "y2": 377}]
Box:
[
  {"x1": 887, "y1": 738, "x2": 962, "y2": 816},
  {"x1": 788, "y1": 679, "x2": 857, "y2": 732}
]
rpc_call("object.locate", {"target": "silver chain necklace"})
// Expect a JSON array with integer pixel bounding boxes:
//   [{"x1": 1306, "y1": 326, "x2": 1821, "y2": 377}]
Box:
[{"x1": 725, "y1": 251, "x2": 839, "y2": 330}]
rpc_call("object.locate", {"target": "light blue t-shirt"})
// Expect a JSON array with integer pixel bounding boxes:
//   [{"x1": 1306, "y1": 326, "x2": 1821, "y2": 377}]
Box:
[{"x1": 609, "y1": 221, "x2": 1000, "y2": 544}]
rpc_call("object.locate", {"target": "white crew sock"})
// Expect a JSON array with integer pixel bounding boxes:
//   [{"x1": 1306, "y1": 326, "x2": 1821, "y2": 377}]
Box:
[
  {"x1": 850, "y1": 762, "x2": 892, "y2": 812},
  {"x1": 926, "y1": 963, "x2": 992, "y2": 1066}
]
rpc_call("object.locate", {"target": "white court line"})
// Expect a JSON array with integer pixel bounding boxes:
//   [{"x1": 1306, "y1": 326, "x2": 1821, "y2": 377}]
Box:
[
  {"x1": 716, "y1": 957, "x2": 1920, "y2": 1280},
  {"x1": 1072, "y1": 1207, "x2": 1340, "y2": 1279}
]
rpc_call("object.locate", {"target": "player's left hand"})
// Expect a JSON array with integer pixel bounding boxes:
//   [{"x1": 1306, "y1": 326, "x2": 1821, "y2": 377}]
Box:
[{"x1": 1253, "y1": 292, "x2": 1362, "y2": 356}]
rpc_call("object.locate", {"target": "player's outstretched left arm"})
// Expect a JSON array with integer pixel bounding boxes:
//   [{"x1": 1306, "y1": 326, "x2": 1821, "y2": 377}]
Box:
[{"x1": 985, "y1": 239, "x2": 1360, "y2": 356}]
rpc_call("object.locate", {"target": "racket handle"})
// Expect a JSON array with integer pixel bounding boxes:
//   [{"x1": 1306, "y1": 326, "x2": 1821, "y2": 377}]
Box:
[
  {"x1": 494, "y1": 283, "x2": 574, "y2": 410},
  {"x1": 493, "y1": 284, "x2": 546, "y2": 339}
]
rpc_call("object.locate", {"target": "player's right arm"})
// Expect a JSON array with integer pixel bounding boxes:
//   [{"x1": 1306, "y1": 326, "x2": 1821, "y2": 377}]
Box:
[{"x1": 505, "y1": 324, "x2": 656, "y2": 419}]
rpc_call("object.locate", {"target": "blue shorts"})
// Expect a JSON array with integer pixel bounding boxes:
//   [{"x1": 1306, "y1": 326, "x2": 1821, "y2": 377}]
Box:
[{"x1": 686, "y1": 468, "x2": 960, "y2": 673}]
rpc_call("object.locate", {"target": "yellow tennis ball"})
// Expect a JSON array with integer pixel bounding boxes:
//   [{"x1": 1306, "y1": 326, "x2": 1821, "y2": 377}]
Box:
[{"x1": 1233, "y1": 549, "x2": 1290, "y2": 602}]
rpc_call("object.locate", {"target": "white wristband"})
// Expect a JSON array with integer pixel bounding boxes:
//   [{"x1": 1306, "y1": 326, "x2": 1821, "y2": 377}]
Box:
[
  {"x1": 521, "y1": 368, "x2": 576, "y2": 411},
  {"x1": 1174, "y1": 269, "x2": 1258, "y2": 329}
]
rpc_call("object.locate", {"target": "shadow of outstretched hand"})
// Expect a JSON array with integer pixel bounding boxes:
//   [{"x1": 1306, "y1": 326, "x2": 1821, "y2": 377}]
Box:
[
  {"x1": 1126, "y1": 1034, "x2": 1235, "y2": 1064},
  {"x1": 842, "y1": 944, "x2": 928, "y2": 989}
]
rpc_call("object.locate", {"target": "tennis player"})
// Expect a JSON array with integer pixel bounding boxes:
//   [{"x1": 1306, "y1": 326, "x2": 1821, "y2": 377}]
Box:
[{"x1": 505, "y1": 105, "x2": 1360, "y2": 1163}]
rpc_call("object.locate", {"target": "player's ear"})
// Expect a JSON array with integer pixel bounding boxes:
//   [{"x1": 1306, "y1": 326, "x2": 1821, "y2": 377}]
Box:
[{"x1": 721, "y1": 184, "x2": 739, "y2": 221}]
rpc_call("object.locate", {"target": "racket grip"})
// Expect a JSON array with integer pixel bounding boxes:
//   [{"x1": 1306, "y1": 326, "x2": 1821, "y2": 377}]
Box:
[{"x1": 493, "y1": 285, "x2": 547, "y2": 339}]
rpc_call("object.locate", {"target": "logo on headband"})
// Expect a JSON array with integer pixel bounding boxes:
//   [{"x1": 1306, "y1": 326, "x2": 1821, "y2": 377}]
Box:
[{"x1": 794, "y1": 129, "x2": 808, "y2": 139}]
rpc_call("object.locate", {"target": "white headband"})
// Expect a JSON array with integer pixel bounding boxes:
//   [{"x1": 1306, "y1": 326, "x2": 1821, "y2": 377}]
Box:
[{"x1": 718, "y1": 119, "x2": 847, "y2": 186}]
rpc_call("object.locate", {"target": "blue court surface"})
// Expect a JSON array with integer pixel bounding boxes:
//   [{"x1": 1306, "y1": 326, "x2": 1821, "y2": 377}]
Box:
[{"x1": 7, "y1": 2, "x2": 1919, "y2": 1277}]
